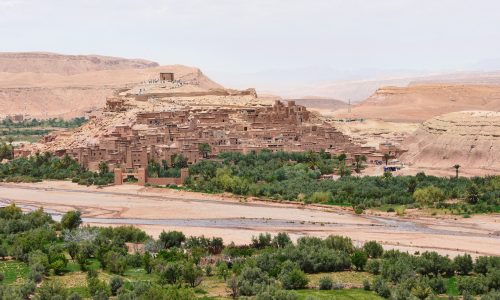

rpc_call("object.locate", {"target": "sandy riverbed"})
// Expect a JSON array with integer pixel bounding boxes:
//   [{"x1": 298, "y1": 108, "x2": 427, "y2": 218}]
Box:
[{"x1": 0, "y1": 181, "x2": 498, "y2": 257}]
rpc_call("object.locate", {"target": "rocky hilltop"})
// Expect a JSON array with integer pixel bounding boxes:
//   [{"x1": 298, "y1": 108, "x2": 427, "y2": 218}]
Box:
[
  {"x1": 333, "y1": 84, "x2": 500, "y2": 122},
  {"x1": 400, "y1": 111, "x2": 500, "y2": 172},
  {"x1": 0, "y1": 52, "x2": 158, "y2": 75},
  {"x1": 0, "y1": 53, "x2": 220, "y2": 119}
]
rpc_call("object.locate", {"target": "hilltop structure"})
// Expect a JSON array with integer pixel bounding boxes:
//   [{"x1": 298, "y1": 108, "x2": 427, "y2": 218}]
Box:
[{"x1": 15, "y1": 73, "x2": 382, "y2": 180}]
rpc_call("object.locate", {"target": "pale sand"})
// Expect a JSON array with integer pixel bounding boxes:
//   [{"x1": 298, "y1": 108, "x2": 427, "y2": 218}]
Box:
[{"x1": 0, "y1": 181, "x2": 498, "y2": 257}]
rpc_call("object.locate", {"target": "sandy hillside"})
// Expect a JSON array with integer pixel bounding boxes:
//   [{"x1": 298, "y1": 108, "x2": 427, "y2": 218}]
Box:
[
  {"x1": 400, "y1": 111, "x2": 500, "y2": 173},
  {"x1": 289, "y1": 98, "x2": 348, "y2": 115},
  {"x1": 0, "y1": 52, "x2": 158, "y2": 75},
  {"x1": 333, "y1": 84, "x2": 500, "y2": 122},
  {"x1": 0, "y1": 52, "x2": 221, "y2": 119}
]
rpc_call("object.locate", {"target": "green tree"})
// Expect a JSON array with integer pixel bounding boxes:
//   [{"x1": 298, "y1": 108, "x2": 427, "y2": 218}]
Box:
[
  {"x1": 413, "y1": 186, "x2": 446, "y2": 207},
  {"x1": 182, "y1": 262, "x2": 204, "y2": 287},
  {"x1": 98, "y1": 161, "x2": 109, "y2": 175},
  {"x1": 466, "y1": 184, "x2": 479, "y2": 204},
  {"x1": 363, "y1": 241, "x2": 384, "y2": 258},
  {"x1": 198, "y1": 143, "x2": 212, "y2": 159},
  {"x1": 454, "y1": 254, "x2": 473, "y2": 275},
  {"x1": 159, "y1": 230, "x2": 186, "y2": 248},
  {"x1": 351, "y1": 250, "x2": 368, "y2": 271},
  {"x1": 61, "y1": 210, "x2": 82, "y2": 230}
]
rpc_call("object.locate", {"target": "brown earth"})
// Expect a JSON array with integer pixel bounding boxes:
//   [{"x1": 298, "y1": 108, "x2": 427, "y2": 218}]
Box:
[
  {"x1": 333, "y1": 84, "x2": 500, "y2": 123},
  {"x1": 0, "y1": 181, "x2": 498, "y2": 257},
  {"x1": 400, "y1": 111, "x2": 500, "y2": 173},
  {"x1": 0, "y1": 52, "x2": 221, "y2": 119}
]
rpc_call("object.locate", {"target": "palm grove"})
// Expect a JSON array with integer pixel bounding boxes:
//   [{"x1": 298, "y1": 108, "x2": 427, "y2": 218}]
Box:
[{"x1": 0, "y1": 150, "x2": 498, "y2": 214}]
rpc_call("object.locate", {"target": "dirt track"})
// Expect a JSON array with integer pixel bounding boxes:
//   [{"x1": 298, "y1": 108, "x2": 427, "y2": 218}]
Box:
[{"x1": 0, "y1": 181, "x2": 498, "y2": 257}]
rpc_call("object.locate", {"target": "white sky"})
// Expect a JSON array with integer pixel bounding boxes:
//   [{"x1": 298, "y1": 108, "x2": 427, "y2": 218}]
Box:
[{"x1": 1, "y1": 0, "x2": 500, "y2": 84}]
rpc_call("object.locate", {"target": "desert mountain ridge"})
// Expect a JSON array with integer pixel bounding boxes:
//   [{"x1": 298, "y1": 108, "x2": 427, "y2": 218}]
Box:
[
  {"x1": 0, "y1": 52, "x2": 222, "y2": 119},
  {"x1": 0, "y1": 52, "x2": 159, "y2": 75},
  {"x1": 333, "y1": 84, "x2": 500, "y2": 122}
]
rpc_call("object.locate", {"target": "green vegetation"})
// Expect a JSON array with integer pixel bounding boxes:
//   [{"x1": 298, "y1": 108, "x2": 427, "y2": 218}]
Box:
[
  {"x1": 0, "y1": 152, "x2": 113, "y2": 186},
  {"x1": 186, "y1": 151, "x2": 499, "y2": 214},
  {"x1": 295, "y1": 289, "x2": 383, "y2": 299},
  {"x1": 1, "y1": 205, "x2": 498, "y2": 299},
  {"x1": 0, "y1": 117, "x2": 87, "y2": 143}
]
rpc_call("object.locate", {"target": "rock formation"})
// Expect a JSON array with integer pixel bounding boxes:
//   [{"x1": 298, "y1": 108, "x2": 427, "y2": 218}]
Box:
[
  {"x1": 400, "y1": 111, "x2": 500, "y2": 172},
  {"x1": 333, "y1": 84, "x2": 500, "y2": 122}
]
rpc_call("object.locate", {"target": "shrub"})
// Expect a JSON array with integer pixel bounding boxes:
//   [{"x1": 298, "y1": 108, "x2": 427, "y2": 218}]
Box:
[
  {"x1": 110, "y1": 276, "x2": 123, "y2": 296},
  {"x1": 280, "y1": 267, "x2": 309, "y2": 290},
  {"x1": 364, "y1": 241, "x2": 384, "y2": 258},
  {"x1": 363, "y1": 279, "x2": 371, "y2": 291},
  {"x1": 429, "y1": 275, "x2": 447, "y2": 294},
  {"x1": 457, "y1": 275, "x2": 488, "y2": 295},
  {"x1": 318, "y1": 276, "x2": 333, "y2": 290},
  {"x1": 0, "y1": 272, "x2": 4, "y2": 282},
  {"x1": 454, "y1": 254, "x2": 473, "y2": 275},
  {"x1": 351, "y1": 250, "x2": 368, "y2": 271},
  {"x1": 61, "y1": 211, "x2": 82, "y2": 230},
  {"x1": 252, "y1": 233, "x2": 272, "y2": 249},
  {"x1": 159, "y1": 230, "x2": 186, "y2": 248},
  {"x1": 366, "y1": 259, "x2": 381, "y2": 275},
  {"x1": 413, "y1": 186, "x2": 446, "y2": 207}
]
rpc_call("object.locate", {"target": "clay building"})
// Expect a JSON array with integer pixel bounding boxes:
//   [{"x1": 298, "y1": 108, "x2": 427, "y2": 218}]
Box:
[{"x1": 159, "y1": 72, "x2": 174, "y2": 81}]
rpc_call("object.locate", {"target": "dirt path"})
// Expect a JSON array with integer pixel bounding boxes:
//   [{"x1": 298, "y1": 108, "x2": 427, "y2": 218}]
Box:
[{"x1": 0, "y1": 181, "x2": 498, "y2": 257}]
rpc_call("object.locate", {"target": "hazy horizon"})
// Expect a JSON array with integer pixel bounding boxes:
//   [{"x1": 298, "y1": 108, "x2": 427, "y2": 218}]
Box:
[{"x1": 2, "y1": 0, "x2": 500, "y2": 94}]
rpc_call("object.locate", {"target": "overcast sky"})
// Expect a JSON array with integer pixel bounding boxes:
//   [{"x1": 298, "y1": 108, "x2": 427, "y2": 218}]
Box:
[{"x1": 1, "y1": 0, "x2": 500, "y2": 85}]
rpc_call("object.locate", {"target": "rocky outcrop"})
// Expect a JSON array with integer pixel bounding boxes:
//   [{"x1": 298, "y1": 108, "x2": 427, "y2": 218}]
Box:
[
  {"x1": 400, "y1": 111, "x2": 500, "y2": 172},
  {"x1": 334, "y1": 84, "x2": 500, "y2": 122}
]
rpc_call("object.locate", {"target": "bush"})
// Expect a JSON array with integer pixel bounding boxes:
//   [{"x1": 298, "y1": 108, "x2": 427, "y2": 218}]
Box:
[
  {"x1": 366, "y1": 259, "x2": 381, "y2": 275},
  {"x1": 110, "y1": 276, "x2": 123, "y2": 296},
  {"x1": 413, "y1": 186, "x2": 446, "y2": 207},
  {"x1": 429, "y1": 275, "x2": 447, "y2": 294},
  {"x1": 318, "y1": 276, "x2": 333, "y2": 290},
  {"x1": 351, "y1": 250, "x2": 368, "y2": 271},
  {"x1": 252, "y1": 233, "x2": 272, "y2": 249},
  {"x1": 457, "y1": 275, "x2": 488, "y2": 295},
  {"x1": 373, "y1": 277, "x2": 391, "y2": 298},
  {"x1": 363, "y1": 279, "x2": 371, "y2": 291},
  {"x1": 454, "y1": 254, "x2": 473, "y2": 275},
  {"x1": 280, "y1": 266, "x2": 309, "y2": 290},
  {"x1": 61, "y1": 211, "x2": 82, "y2": 230},
  {"x1": 0, "y1": 272, "x2": 4, "y2": 282},
  {"x1": 364, "y1": 241, "x2": 384, "y2": 258},
  {"x1": 159, "y1": 230, "x2": 186, "y2": 248}
]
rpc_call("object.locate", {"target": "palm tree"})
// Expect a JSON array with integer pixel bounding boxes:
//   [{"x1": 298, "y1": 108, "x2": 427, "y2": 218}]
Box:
[
  {"x1": 453, "y1": 164, "x2": 460, "y2": 178},
  {"x1": 383, "y1": 153, "x2": 391, "y2": 166}
]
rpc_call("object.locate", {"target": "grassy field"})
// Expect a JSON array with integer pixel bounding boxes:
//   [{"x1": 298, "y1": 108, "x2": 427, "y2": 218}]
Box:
[
  {"x1": 307, "y1": 271, "x2": 375, "y2": 289},
  {"x1": 0, "y1": 260, "x2": 29, "y2": 285},
  {"x1": 296, "y1": 289, "x2": 383, "y2": 300}
]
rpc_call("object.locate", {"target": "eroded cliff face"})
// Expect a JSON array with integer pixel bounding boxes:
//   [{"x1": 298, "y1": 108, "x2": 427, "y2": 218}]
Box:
[
  {"x1": 400, "y1": 111, "x2": 500, "y2": 172},
  {"x1": 333, "y1": 84, "x2": 500, "y2": 122}
]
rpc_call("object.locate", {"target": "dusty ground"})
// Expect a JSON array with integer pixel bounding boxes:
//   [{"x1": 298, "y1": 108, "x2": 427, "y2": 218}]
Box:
[{"x1": 0, "y1": 181, "x2": 498, "y2": 257}]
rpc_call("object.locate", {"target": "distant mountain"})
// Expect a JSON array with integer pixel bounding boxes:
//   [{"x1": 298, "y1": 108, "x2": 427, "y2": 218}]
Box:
[
  {"x1": 333, "y1": 84, "x2": 500, "y2": 122},
  {"x1": 0, "y1": 52, "x2": 220, "y2": 119},
  {"x1": 0, "y1": 52, "x2": 159, "y2": 75}
]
